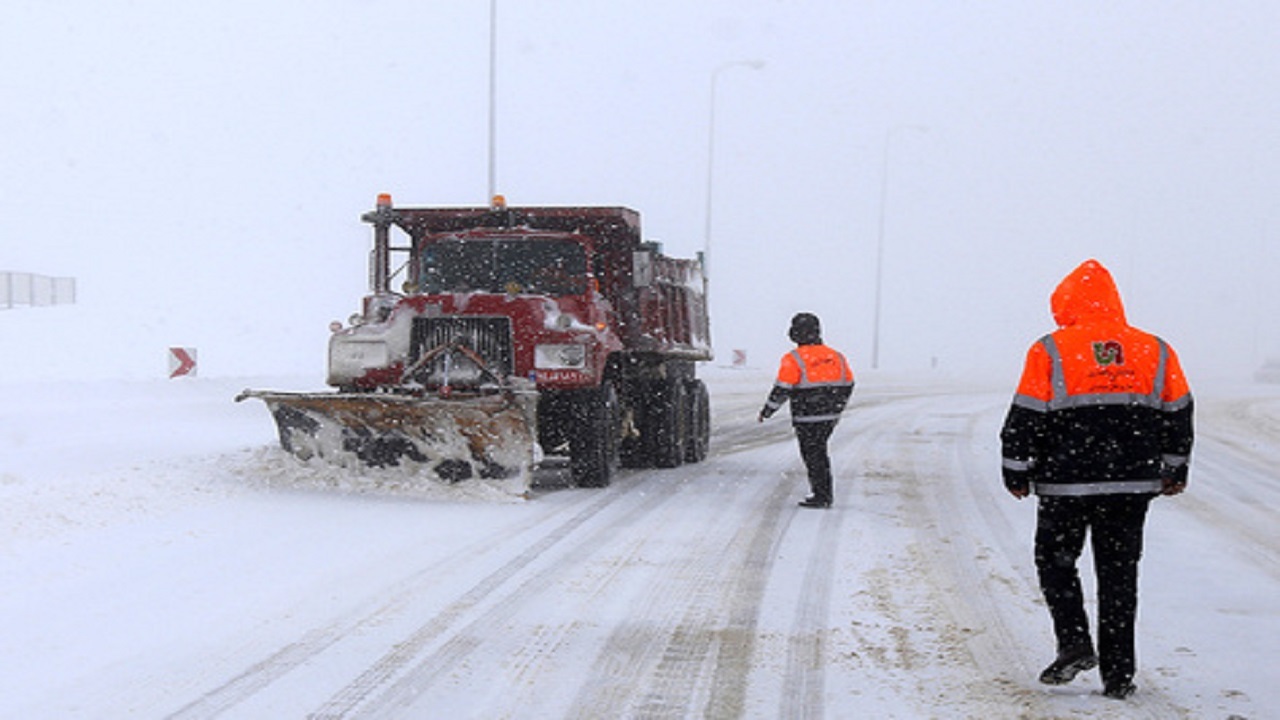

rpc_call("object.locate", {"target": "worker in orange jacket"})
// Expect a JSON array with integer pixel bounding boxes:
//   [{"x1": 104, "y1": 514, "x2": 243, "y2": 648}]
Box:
[
  {"x1": 759, "y1": 313, "x2": 855, "y2": 508},
  {"x1": 1001, "y1": 259, "x2": 1193, "y2": 700}
]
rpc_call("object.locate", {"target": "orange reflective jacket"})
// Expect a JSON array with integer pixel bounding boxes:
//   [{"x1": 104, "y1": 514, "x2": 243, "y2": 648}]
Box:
[
  {"x1": 1014, "y1": 261, "x2": 1190, "y2": 410},
  {"x1": 763, "y1": 344, "x2": 855, "y2": 423},
  {"x1": 1002, "y1": 259, "x2": 1193, "y2": 496},
  {"x1": 776, "y1": 344, "x2": 855, "y2": 388}
]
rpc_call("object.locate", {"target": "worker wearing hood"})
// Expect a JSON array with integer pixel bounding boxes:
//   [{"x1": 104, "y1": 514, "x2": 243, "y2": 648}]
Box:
[{"x1": 1000, "y1": 259, "x2": 1193, "y2": 700}]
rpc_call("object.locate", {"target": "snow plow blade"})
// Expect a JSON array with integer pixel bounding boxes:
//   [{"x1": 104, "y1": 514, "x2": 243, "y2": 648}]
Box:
[{"x1": 235, "y1": 387, "x2": 538, "y2": 482}]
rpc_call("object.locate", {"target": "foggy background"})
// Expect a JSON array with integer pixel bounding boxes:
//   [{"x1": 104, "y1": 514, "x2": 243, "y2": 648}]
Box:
[{"x1": 3, "y1": 1, "x2": 1277, "y2": 383}]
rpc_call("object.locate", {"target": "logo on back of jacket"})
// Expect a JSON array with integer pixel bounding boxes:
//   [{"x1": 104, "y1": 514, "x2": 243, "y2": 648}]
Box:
[
  {"x1": 1093, "y1": 341, "x2": 1124, "y2": 367},
  {"x1": 813, "y1": 357, "x2": 837, "y2": 372},
  {"x1": 1086, "y1": 340, "x2": 1139, "y2": 392}
]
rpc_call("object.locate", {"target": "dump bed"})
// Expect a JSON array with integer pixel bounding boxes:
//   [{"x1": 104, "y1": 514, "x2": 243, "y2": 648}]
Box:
[{"x1": 372, "y1": 204, "x2": 711, "y2": 360}]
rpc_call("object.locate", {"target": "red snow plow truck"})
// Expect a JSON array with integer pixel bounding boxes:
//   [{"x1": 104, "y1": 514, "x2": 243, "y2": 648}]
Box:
[{"x1": 238, "y1": 194, "x2": 712, "y2": 487}]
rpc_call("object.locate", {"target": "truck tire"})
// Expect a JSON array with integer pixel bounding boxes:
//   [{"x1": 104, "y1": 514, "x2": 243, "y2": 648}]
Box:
[
  {"x1": 683, "y1": 379, "x2": 710, "y2": 463},
  {"x1": 650, "y1": 376, "x2": 688, "y2": 468},
  {"x1": 570, "y1": 383, "x2": 620, "y2": 487}
]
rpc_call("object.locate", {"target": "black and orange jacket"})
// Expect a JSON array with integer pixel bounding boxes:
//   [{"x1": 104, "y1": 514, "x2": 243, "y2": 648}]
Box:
[
  {"x1": 761, "y1": 343, "x2": 855, "y2": 424},
  {"x1": 1001, "y1": 260, "x2": 1193, "y2": 496}
]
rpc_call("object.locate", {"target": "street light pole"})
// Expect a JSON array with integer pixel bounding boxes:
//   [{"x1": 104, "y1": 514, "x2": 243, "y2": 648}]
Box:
[
  {"x1": 703, "y1": 59, "x2": 764, "y2": 272},
  {"x1": 871, "y1": 124, "x2": 927, "y2": 370},
  {"x1": 487, "y1": 0, "x2": 498, "y2": 201}
]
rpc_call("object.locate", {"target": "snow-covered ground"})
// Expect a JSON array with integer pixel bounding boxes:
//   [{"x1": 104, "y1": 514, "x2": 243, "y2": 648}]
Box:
[{"x1": 2, "y1": 344, "x2": 1277, "y2": 717}]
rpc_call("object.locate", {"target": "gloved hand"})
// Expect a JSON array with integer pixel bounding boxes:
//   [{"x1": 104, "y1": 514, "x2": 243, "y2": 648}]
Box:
[
  {"x1": 1160, "y1": 462, "x2": 1188, "y2": 496},
  {"x1": 757, "y1": 409, "x2": 768, "y2": 423},
  {"x1": 1004, "y1": 477, "x2": 1030, "y2": 499},
  {"x1": 1002, "y1": 465, "x2": 1032, "y2": 499}
]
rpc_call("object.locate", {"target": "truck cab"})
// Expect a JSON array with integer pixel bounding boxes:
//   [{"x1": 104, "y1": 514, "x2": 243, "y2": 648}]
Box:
[{"x1": 326, "y1": 195, "x2": 712, "y2": 487}]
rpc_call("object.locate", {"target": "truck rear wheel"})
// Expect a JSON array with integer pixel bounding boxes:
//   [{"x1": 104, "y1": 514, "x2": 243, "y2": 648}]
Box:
[
  {"x1": 650, "y1": 376, "x2": 688, "y2": 468},
  {"x1": 683, "y1": 379, "x2": 710, "y2": 463},
  {"x1": 569, "y1": 383, "x2": 620, "y2": 487}
]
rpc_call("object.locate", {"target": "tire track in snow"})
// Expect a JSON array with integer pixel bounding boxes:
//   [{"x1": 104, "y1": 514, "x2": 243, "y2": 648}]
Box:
[
  {"x1": 916, "y1": 399, "x2": 1069, "y2": 715},
  {"x1": 698, "y1": 473, "x2": 793, "y2": 718},
  {"x1": 319, "y1": 474, "x2": 687, "y2": 719},
  {"x1": 558, "y1": 464, "x2": 794, "y2": 718},
  {"x1": 1201, "y1": 395, "x2": 1280, "y2": 468},
  {"x1": 839, "y1": 392, "x2": 1049, "y2": 716},
  {"x1": 765, "y1": 391, "x2": 955, "y2": 718},
  {"x1": 825, "y1": 396, "x2": 977, "y2": 713},
  {"x1": 166, "y1": 478, "x2": 628, "y2": 719},
  {"x1": 1178, "y1": 444, "x2": 1280, "y2": 581},
  {"x1": 1188, "y1": 396, "x2": 1280, "y2": 577},
  {"x1": 777, "y1": 492, "x2": 844, "y2": 720}
]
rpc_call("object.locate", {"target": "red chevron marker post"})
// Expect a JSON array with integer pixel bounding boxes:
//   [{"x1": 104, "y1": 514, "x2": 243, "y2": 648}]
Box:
[{"x1": 168, "y1": 347, "x2": 197, "y2": 378}]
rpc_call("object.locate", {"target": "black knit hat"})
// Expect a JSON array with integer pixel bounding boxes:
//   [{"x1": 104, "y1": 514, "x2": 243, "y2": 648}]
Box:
[{"x1": 788, "y1": 312, "x2": 822, "y2": 345}]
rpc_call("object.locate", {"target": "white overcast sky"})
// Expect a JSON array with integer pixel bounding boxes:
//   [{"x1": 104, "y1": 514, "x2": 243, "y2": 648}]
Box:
[{"x1": 3, "y1": 1, "x2": 1278, "y2": 380}]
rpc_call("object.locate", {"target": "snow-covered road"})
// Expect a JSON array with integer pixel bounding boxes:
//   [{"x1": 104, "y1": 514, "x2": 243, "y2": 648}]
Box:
[{"x1": 1, "y1": 369, "x2": 1275, "y2": 718}]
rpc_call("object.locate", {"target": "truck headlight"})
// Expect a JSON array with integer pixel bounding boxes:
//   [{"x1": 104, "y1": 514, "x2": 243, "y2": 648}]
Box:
[
  {"x1": 535, "y1": 343, "x2": 587, "y2": 369},
  {"x1": 330, "y1": 339, "x2": 390, "y2": 375}
]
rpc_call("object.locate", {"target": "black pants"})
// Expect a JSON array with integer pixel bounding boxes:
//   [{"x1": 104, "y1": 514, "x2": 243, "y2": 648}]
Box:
[
  {"x1": 1034, "y1": 493, "x2": 1153, "y2": 687},
  {"x1": 793, "y1": 421, "x2": 836, "y2": 503}
]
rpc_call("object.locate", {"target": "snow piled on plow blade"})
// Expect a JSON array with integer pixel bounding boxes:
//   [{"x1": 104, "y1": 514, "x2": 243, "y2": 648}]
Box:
[{"x1": 236, "y1": 387, "x2": 538, "y2": 497}]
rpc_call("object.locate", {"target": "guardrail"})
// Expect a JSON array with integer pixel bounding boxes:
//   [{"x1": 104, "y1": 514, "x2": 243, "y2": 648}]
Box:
[{"x1": 1, "y1": 272, "x2": 77, "y2": 309}]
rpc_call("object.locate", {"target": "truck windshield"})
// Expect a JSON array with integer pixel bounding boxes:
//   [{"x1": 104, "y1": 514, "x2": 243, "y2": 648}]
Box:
[{"x1": 419, "y1": 238, "x2": 588, "y2": 296}]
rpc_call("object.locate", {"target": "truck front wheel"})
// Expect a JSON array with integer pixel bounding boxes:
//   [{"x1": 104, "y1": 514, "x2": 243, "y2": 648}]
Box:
[{"x1": 569, "y1": 383, "x2": 620, "y2": 487}]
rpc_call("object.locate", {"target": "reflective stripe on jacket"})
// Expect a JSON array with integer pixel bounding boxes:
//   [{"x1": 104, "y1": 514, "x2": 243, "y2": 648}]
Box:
[
  {"x1": 1000, "y1": 259, "x2": 1193, "y2": 496},
  {"x1": 763, "y1": 344, "x2": 855, "y2": 424}
]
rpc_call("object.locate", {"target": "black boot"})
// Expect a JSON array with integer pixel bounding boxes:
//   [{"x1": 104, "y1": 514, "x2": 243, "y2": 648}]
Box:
[
  {"x1": 1038, "y1": 645, "x2": 1097, "y2": 685},
  {"x1": 798, "y1": 496, "x2": 831, "y2": 509},
  {"x1": 1102, "y1": 680, "x2": 1136, "y2": 699}
]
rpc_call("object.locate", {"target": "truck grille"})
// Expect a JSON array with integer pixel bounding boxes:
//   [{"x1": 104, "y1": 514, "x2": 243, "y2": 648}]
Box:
[{"x1": 411, "y1": 316, "x2": 514, "y2": 380}]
